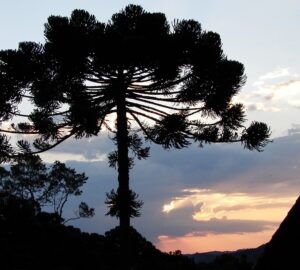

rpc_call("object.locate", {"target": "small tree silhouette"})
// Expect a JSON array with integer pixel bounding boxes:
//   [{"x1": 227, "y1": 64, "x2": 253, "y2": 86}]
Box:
[
  {"x1": 0, "y1": 5, "x2": 270, "y2": 268},
  {"x1": 0, "y1": 155, "x2": 94, "y2": 223}
]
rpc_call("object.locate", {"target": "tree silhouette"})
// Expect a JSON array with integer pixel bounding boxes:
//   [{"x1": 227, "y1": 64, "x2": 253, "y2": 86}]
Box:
[
  {"x1": 0, "y1": 4, "x2": 270, "y2": 268},
  {"x1": 0, "y1": 155, "x2": 94, "y2": 223},
  {"x1": 4, "y1": 155, "x2": 48, "y2": 204}
]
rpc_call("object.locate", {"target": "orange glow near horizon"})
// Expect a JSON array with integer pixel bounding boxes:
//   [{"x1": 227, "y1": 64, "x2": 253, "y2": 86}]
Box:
[
  {"x1": 155, "y1": 229, "x2": 275, "y2": 254},
  {"x1": 159, "y1": 189, "x2": 297, "y2": 253}
]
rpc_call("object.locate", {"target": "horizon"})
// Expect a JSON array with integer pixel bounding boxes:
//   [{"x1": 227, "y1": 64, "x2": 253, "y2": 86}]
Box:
[{"x1": 1, "y1": 0, "x2": 300, "y2": 253}]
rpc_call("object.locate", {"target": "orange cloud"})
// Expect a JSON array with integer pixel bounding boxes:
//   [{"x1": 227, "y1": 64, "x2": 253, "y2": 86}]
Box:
[
  {"x1": 158, "y1": 189, "x2": 296, "y2": 253},
  {"x1": 162, "y1": 189, "x2": 294, "y2": 222}
]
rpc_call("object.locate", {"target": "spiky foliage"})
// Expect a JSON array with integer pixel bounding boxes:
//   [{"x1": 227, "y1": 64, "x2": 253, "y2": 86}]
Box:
[{"x1": 105, "y1": 189, "x2": 143, "y2": 218}]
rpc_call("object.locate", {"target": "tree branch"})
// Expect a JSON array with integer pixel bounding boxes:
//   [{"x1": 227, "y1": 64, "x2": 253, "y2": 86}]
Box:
[
  {"x1": 128, "y1": 111, "x2": 161, "y2": 144},
  {"x1": 130, "y1": 93, "x2": 176, "y2": 103},
  {"x1": 0, "y1": 128, "x2": 40, "y2": 134},
  {"x1": 130, "y1": 96, "x2": 202, "y2": 113},
  {"x1": 63, "y1": 216, "x2": 80, "y2": 224},
  {"x1": 127, "y1": 101, "x2": 168, "y2": 117},
  {"x1": 127, "y1": 109, "x2": 161, "y2": 123},
  {"x1": 31, "y1": 131, "x2": 76, "y2": 155},
  {"x1": 137, "y1": 73, "x2": 192, "y2": 91}
]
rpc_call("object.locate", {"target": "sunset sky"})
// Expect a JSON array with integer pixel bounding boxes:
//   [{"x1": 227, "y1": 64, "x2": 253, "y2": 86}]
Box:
[{"x1": 1, "y1": 0, "x2": 300, "y2": 253}]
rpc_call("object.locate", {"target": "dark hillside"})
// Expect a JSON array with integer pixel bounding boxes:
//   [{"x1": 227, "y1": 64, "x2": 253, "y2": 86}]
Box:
[
  {"x1": 254, "y1": 196, "x2": 300, "y2": 269},
  {"x1": 0, "y1": 196, "x2": 196, "y2": 270}
]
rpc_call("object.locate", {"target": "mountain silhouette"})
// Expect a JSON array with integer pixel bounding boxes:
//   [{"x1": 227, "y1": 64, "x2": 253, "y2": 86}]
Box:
[
  {"x1": 187, "y1": 244, "x2": 266, "y2": 264},
  {"x1": 254, "y1": 196, "x2": 300, "y2": 269}
]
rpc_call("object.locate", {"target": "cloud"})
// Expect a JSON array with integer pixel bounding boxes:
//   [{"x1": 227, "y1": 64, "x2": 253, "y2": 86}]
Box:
[
  {"x1": 133, "y1": 198, "x2": 278, "y2": 241},
  {"x1": 40, "y1": 133, "x2": 115, "y2": 162},
  {"x1": 218, "y1": 134, "x2": 300, "y2": 192},
  {"x1": 275, "y1": 79, "x2": 300, "y2": 88},
  {"x1": 258, "y1": 79, "x2": 300, "y2": 101},
  {"x1": 40, "y1": 152, "x2": 107, "y2": 163},
  {"x1": 246, "y1": 79, "x2": 300, "y2": 112},
  {"x1": 245, "y1": 103, "x2": 281, "y2": 112},
  {"x1": 259, "y1": 67, "x2": 290, "y2": 80},
  {"x1": 235, "y1": 67, "x2": 300, "y2": 114},
  {"x1": 165, "y1": 218, "x2": 277, "y2": 238},
  {"x1": 186, "y1": 219, "x2": 277, "y2": 236},
  {"x1": 251, "y1": 67, "x2": 291, "y2": 91},
  {"x1": 162, "y1": 188, "x2": 294, "y2": 223},
  {"x1": 288, "y1": 124, "x2": 300, "y2": 136}
]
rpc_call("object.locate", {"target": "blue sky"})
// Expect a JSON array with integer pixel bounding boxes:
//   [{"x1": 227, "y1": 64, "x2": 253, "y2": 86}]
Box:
[{"x1": 1, "y1": 0, "x2": 300, "y2": 252}]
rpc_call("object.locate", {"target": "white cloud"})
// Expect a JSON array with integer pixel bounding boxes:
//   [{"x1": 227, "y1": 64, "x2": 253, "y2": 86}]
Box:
[
  {"x1": 255, "y1": 79, "x2": 300, "y2": 102},
  {"x1": 259, "y1": 67, "x2": 290, "y2": 80},
  {"x1": 40, "y1": 152, "x2": 106, "y2": 163},
  {"x1": 38, "y1": 134, "x2": 114, "y2": 163},
  {"x1": 236, "y1": 67, "x2": 300, "y2": 115},
  {"x1": 251, "y1": 67, "x2": 290, "y2": 89},
  {"x1": 245, "y1": 103, "x2": 281, "y2": 112}
]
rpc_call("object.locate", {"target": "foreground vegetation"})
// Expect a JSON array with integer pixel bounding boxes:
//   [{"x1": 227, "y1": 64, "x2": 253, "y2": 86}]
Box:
[{"x1": 0, "y1": 194, "x2": 254, "y2": 270}]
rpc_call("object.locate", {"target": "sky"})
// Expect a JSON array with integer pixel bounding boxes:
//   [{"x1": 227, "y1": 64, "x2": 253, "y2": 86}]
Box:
[{"x1": 1, "y1": 0, "x2": 300, "y2": 253}]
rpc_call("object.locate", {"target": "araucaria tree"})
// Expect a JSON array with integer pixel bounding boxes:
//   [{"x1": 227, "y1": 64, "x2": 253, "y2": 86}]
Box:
[{"x1": 0, "y1": 3, "x2": 270, "y2": 246}]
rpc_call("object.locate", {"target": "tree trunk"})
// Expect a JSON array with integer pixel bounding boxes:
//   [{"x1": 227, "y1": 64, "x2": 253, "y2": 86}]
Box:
[
  {"x1": 116, "y1": 79, "x2": 130, "y2": 228},
  {"x1": 116, "y1": 72, "x2": 131, "y2": 269}
]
